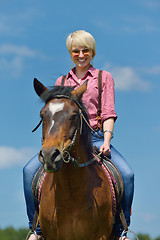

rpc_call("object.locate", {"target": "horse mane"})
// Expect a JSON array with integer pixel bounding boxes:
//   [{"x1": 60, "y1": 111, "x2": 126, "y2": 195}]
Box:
[
  {"x1": 41, "y1": 86, "x2": 74, "y2": 103},
  {"x1": 41, "y1": 86, "x2": 93, "y2": 157}
]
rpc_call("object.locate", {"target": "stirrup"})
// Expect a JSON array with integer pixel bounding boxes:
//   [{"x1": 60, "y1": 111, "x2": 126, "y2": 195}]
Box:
[
  {"x1": 26, "y1": 230, "x2": 39, "y2": 240},
  {"x1": 120, "y1": 229, "x2": 139, "y2": 240}
]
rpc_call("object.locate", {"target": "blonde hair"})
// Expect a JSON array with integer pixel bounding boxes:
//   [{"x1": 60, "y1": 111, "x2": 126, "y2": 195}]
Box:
[{"x1": 66, "y1": 30, "x2": 96, "y2": 59}]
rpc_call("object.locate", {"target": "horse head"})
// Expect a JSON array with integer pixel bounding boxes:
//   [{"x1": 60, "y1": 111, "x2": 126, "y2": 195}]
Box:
[{"x1": 33, "y1": 78, "x2": 88, "y2": 172}]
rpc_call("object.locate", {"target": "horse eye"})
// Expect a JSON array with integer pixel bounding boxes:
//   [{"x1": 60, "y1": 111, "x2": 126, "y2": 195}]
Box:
[{"x1": 69, "y1": 114, "x2": 78, "y2": 121}]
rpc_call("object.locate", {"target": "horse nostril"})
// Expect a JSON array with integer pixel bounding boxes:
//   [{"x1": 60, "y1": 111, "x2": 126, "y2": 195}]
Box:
[
  {"x1": 52, "y1": 149, "x2": 61, "y2": 162},
  {"x1": 39, "y1": 150, "x2": 44, "y2": 157},
  {"x1": 39, "y1": 150, "x2": 44, "y2": 163}
]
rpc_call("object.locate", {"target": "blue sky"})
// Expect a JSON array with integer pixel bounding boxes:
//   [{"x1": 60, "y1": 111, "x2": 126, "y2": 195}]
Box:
[{"x1": 0, "y1": 0, "x2": 160, "y2": 238}]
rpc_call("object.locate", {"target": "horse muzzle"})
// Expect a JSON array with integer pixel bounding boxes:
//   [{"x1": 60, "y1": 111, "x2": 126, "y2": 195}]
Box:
[{"x1": 39, "y1": 147, "x2": 63, "y2": 172}]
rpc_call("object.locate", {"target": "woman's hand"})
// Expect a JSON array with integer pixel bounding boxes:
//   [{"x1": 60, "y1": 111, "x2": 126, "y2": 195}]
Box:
[
  {"x1": 101, "y1": 117, "x2": 115, "y2": 156},
  {"x1": 100, "y1": 142, "x2": 111, "y2": 156}
]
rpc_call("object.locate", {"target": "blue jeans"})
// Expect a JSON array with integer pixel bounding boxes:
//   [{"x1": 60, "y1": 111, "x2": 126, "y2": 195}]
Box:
[
  {"x1": 23, "y1": 154, "x2": 42, "y2": 234},
  {"x1": 23, "y1": 130, "x2": 134, "y2": 236}
]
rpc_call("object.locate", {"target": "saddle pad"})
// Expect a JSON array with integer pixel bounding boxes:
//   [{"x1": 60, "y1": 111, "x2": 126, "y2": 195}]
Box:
[
  {"x1": 101, "y1": 157, "x2": 124, "y2": 207},
  {"x1": 32, "y1": 165, "x2": 47, "y2": 206},
  {"x1": 96, "y1": 155, "x2": 124, "y2": 216},
  {"x1": 96, "y1": 157, "x2": 116, "y2": 215},
  {"x1": 93, "y1": 146, "x2": 124, "y2": 206}
]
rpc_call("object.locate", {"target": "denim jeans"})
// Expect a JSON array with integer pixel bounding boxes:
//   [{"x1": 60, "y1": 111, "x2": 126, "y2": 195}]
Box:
[
  {"x1": 23, "y1": 129, "x2": 134, "y2": 236},
  {"x1": 23, "y1": 154, "x2": 42, "y2": 234}
]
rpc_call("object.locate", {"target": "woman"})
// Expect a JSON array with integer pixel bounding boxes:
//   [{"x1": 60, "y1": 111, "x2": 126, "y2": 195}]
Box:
[{"x1": 23, "y1": 30, "x2": 134, "y2": 240}]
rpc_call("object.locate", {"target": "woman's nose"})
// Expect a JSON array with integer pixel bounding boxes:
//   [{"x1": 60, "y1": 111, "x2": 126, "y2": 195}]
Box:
[{"x1": 79, "y1": 50, "x2": 84, "y2": 57}]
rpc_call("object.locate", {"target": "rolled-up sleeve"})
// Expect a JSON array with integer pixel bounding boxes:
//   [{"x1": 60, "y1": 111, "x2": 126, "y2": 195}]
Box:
[{"x1": 101, "y1": 72, "x2": 117, "y2": 123}]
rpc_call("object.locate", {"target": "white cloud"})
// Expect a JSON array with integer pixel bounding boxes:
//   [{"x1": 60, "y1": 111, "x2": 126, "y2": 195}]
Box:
[
  {"x1": 123, "y1": 15, "x2": 160, "y2": 34},
  {"x1": 138, "y1": 0, "x2": 160, "y2": 9},
  {"x1": 141, "y1": 65, "x2": 160, "y2": 75},
  {"x1": 0, "y1": 56, "x2": 24, "y2": 78},
  {"x1": 0, "y1": 146, "x2": 37, "y2": 169},
  {"x1": 0, "y1": 16, "x2": 9, "y2": 33},
  {"x1": 0, "y1": 9, "x2": 44, "y2": 36},
  {"x1": 0, "y1": 9, "x2": 47, "y2": 78},
  {"x1": 0, "y1": 43, "x2": 47, "y2": 78},
  {"x1": 0, "y1": 44, "x2": 37, "y2": 57},
  {"x1": 104, "y1": 63, "x2": 152, "y2": 91},
  {"x1": 0, "y1": 15, "x2": 23, "y2": 36},
  {"x1": 93, "y1": 10, "x2": 159, "y2": 35}
]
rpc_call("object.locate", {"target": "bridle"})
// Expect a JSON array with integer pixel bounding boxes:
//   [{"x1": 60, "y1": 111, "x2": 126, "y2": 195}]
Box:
[{"x1": 32, "y1": 94, "x2": 101, "y2": 168}]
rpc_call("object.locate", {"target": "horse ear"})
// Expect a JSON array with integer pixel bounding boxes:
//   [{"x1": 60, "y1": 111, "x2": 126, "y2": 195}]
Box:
[
  {"x1": 71, "y1": 80, "x2": 88, "y2": 100},
  {"x1": 33, "y1": 78, "x2": 48, "y2": 97}
]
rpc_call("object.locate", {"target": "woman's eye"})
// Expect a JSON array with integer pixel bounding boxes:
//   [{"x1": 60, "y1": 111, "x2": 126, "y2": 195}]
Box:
[
  {"x1": 73, "y1": 50, "x2": 79, "y2": 53},
  {"x1": 83, "y1": 48, "x2": 90, "y2": 53}
]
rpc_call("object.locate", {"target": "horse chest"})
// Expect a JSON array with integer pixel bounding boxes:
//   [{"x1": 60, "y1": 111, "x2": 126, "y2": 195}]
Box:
[{"x1": 40, "y1": 179, "x2": 112, "y2": 240}]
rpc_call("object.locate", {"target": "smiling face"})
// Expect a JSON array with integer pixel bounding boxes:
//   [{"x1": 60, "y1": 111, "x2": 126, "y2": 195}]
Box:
[{"x1": 71, "y1": 42, "x2": 93, "y2": 71}]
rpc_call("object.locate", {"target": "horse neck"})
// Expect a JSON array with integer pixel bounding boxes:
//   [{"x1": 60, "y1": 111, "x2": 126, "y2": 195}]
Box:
[
  {"x1": 53, "y1": 134, "x2": 90, "y2": 190},
  {"x1": 72, "y1": 126, "x2": 93, "y2": 160},
  {"x1": 53, "y1": 164, "x2": 89, "y2": 203}
]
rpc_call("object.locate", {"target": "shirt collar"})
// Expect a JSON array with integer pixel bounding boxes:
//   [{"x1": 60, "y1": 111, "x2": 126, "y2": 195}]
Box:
[{"x1": 67, "y1": 65, "x2": 96, "y2": 79}]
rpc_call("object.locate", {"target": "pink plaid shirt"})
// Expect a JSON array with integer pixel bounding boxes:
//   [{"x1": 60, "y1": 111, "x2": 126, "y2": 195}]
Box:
[{"x1": 55, "y1": 66, "x2": 117, "y2": 129}]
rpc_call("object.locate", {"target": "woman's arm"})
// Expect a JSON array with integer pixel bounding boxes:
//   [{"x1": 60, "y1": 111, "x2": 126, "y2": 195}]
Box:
[{"x1": 100, "y1": 117, "x2": 114, "y2": 156}]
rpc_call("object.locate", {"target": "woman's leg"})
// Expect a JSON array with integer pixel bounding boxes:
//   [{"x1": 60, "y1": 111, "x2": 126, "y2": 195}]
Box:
[
  {"x1": 23, "y1": 154, "x2": 42, "y2": 234},
  {"x1": 91, "y1": 130, "x2": 134, "y2": 237},
  {"x1": 110, "y1": 145, "x2": 134, "y2": 236}
]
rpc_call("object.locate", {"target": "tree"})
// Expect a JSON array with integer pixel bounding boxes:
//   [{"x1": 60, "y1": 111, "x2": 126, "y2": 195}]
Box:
[
  {"x1": 134, "y1": 233, "x2": 151, "y2": 240},
  {"x1": 0, "y1": 227, "x2": 29, "y2": 240},
  {"x1": 154, "y1": 237, "x2": 160, "y2": 240}
]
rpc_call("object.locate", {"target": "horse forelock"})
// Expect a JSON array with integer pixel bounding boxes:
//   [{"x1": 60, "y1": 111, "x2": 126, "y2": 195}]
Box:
[{"x1": 41, "y1": 86, "x2": 74, "y2": 104}]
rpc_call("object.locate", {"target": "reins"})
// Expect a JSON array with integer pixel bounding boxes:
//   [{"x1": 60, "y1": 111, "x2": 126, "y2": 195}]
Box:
[{"x1": 63, "y1": 149, "x2": 101, "y2": 168}]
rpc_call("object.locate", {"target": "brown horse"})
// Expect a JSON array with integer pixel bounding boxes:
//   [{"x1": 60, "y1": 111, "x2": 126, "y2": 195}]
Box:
[{"x1": 33, "y1": 78, "x2": 113, "y2": 240}]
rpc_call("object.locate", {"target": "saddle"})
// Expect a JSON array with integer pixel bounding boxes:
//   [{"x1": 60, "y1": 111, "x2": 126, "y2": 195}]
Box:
[
  {"x1": 32, "y1": 148, "x2": 124, "y2": 216},
  {"x1": 93, "y1": 147, "x2": 124, "y2": 216},
  {"x1": 32, "y1": 166, "x2": 47, "y2": 207}
]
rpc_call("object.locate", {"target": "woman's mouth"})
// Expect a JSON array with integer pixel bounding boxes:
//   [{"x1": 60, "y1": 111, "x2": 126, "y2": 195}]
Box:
[{"x1": 77, "y1": 59, "x2": 86, "y2": 63}]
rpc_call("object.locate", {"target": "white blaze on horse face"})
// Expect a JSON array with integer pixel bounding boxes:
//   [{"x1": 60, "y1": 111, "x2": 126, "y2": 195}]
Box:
[
  {"x1": 48, "y1": 102, "x2": 65, "y2": 133},
  {"x1": 48, "y1": 120, "x2": 55, "y2": 134}
]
